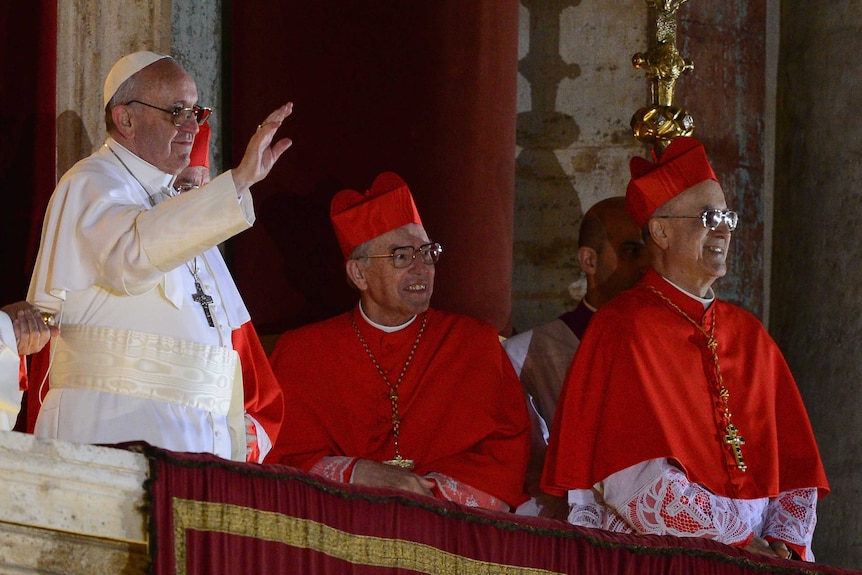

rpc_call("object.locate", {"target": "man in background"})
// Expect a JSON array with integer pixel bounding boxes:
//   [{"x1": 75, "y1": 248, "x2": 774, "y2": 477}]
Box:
[{"x1": 504, "y1": 196, "x2": 647, "y2": 518}]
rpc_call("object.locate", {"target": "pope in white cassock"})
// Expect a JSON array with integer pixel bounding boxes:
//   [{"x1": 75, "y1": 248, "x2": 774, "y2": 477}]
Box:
[{"x1": 27, "y1": 51, "x2": 291, "y2": 461}]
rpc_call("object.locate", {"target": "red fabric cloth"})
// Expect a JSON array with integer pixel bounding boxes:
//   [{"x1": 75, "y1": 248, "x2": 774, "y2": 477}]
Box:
[
  {"x1": 18, "y1": 356, "x2": 27, "y2": 391},
  {"x1": 542, "y1": 269, "x2": 829, "y2": 500},
  {"x1": 1, "y1": 5, "x2": 56, "y2": 306},
  {"x1": 18, "y1": 344, "x2": 50, "y2": 433},
  {"x1": 145, "y1": 445, "x2": 860, "y2": 575},
  {"x1": 231, "y1": 321, "x2": 284, "y2": 451},
  {"x1": 267, "y1": 305, "x2": 530, "y2": 508},
  {"x1": 189, "y1": 123, "x2": 211, "y2": 168},
  {"x1": 18, "y1": 322, "x2": 283, "y2": 454}
]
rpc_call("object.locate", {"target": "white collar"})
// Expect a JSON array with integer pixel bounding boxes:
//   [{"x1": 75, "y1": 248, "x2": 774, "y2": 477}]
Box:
[
  {"x1": 358, "y1": 301, "x2": 417, "y2": 333},
  {"x1": 105, "y1": 138, "x2": 175, "y2": 199},
  {"x1": 660, "y1": 275, "x2": 716, "y2": 310}
]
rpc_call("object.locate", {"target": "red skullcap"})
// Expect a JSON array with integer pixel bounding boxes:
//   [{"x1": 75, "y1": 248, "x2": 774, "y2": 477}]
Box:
[
  {"x1": 625, "y1": 136, "x2": 718, "y2": 228},
  {"x1": 330, "y1": 171, "x2": 423, "y2": 261},
  {"x1": 189, "y1": 123, "x2": 210, "y2": 168}
]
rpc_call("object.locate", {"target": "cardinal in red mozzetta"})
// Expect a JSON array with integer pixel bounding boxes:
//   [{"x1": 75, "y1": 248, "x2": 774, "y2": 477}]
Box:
[
  {"x1": 267, "y1": 171, "x2": 530, "y2": 511},
  {"x1": 542, "y1": 137, "x2": 828, "y2": 561}
]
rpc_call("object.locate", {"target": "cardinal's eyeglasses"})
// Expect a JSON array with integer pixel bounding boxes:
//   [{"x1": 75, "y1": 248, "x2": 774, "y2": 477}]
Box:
[{"x1": 363, "y1": 242, "x2": 443, "y2": 268}]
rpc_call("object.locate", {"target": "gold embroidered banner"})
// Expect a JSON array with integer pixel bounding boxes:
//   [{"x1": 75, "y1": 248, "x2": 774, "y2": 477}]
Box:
[{"x1": 142, "y1": 445, "x2": 859, "y2": 575}]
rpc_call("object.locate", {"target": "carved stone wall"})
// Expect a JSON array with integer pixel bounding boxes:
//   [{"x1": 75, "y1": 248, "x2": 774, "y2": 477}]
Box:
[
  {"x1": 512, "y1": 0, "x2": 647, "y2": 332},
  {"x1": 512, "y1": 0, "x2": 772, "y2": 334},
  {"x1": 56, "y1": 0, "x2": 171, "y2": 177}
]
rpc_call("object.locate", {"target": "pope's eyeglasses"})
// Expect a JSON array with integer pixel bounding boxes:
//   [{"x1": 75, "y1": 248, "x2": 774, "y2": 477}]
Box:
[
  {"x1": 126, "y1": 100, "x2": 212, "y2": 127},
  {"x1": 363, "y1": 242, "x2": 443, "y2": 268},
  {"x1": 658, "y1": 209, "x2": 738, "y2": 231}
]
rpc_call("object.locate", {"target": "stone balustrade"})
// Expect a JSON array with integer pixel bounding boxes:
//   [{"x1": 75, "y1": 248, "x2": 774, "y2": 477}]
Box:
[{"x1": 0, "y1": 431, "x2": 148, "y2": 574}]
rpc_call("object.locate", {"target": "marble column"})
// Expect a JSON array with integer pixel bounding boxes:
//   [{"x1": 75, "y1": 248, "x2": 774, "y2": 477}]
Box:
[{"x1": 771, "y1": 2, "x2": 862, "y2": 569}]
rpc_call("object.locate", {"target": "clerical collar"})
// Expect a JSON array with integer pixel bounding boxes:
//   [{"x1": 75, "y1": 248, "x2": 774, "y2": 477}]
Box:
[
  {"x1": 659, "y1": 274, "x2": 715, "y2": 310},
  {"x1": 104, "y1": 139, "x2": 175, "y2": 194},
  {"x1": 358, "y1": 302, "x2": 417, "y2": 333}
]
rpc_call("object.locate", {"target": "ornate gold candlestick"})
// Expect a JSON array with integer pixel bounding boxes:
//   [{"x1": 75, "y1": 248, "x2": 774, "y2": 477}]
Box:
[{"x1": 631, "y1": 0, "x2": 695, "y2": 156}]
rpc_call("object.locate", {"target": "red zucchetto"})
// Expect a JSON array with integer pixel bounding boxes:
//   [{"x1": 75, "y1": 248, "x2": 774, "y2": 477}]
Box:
[
  {"x1": 330, "y1": 171, "x2": 423, "y2": 260},
  {"x1": 625, "y1": 136, "x2": 718, "y2": 228}
]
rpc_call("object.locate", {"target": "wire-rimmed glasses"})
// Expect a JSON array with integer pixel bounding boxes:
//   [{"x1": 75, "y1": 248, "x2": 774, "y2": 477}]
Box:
[
  {"x1": 657, "y1": 209, "x2": 738, "y2": 231},
  {"x1": 126, "y1": 100, "x2": 212, "y2": 127},
  {"x1": 363, "y1": 242, "x2": 443, "y2": 268}
]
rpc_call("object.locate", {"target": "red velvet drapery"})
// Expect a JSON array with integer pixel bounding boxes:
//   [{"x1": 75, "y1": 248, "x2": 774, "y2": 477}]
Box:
[
  {"x1": 0, "y1": 2, "x2": 57, "y2": 304},
  {"x1": 145, "y1": 445, "x2": 860, "y2": 575},
  {"x1": 227, "y1": 1, "x2": 519, "y2": 336}
]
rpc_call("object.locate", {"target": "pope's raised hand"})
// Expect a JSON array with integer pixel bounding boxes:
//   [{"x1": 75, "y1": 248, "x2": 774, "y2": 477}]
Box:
[{"x1": 232, "y1": 102, "x2": 294, "y2": 192}]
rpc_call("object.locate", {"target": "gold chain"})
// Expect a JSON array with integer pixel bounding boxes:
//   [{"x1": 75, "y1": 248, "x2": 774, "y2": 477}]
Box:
[
  {"x1": 646, "y1": 285, "x2": 748, "y2": 472},
  {"x1": 350, "y1": 311, "x2": 427, "y2": 469}
]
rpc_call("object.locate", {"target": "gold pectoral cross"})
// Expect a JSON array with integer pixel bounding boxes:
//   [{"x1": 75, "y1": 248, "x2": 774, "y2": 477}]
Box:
[
  {"x1": 383, "y1": 455, "x2": 415, "y2": 469},
  {"x1": 724, "y1": 423, "x2": 748, "y2": 472}
]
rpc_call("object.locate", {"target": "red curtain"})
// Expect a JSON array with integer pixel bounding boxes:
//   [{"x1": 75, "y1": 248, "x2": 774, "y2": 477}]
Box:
[
  {"x1": 0, "y1": 2, "x2": 57, "y2": 305},
  {"x1": 227, "y1": 1, "x2": 519, "y2": 336},
  {"x1": 145, "y1": 445, "x2": 858, "y2": 575}
]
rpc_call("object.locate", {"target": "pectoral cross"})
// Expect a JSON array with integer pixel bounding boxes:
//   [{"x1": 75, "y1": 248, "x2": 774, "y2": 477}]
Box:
[
  {"x1": 724, "y1": 423, "x2": 747, "y2": 472},
  {"x1": 192, "y1": 278, "x2": 215, "y2": 327}
]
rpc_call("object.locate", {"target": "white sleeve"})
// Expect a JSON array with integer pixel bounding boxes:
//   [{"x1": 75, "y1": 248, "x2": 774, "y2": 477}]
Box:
[
  {"x1": 567, "y1": 488, "x2": 606, "y2": 528},
  {"x1": 0, "y1": 312, "x2": 23, "y2": 430},
  {"x1": 501, "y1": 330, "x2": 533, "y2": 378},
  {"x1": 599, "y1": 458, "x2": 768, "y2": 547},
  {"x1": 244, "y1": 412, "x2": 272, "y2": 463},
  {"x1": 762, "y1": 488, "x2": 818, "y2": 561}
]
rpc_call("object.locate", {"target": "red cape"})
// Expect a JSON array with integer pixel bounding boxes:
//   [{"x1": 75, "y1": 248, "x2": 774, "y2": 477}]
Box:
[
  {"x1": 268, "y1": 306, "x2": 531, "y2": 508},
  {"x1": 19, "y1": 321, "x2": 284, "y2": 452},
  {"x1": 542, "y1": 269, "x2": 829, "y2": 500},
  {"x1": 230, "y1": 321, "x2": 284, "y2": 447}
]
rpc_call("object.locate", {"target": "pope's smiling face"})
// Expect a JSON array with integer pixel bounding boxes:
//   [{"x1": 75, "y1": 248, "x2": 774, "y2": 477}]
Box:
[{"x1": 115, "y1": 59, "x2": 200, "y2": 176}]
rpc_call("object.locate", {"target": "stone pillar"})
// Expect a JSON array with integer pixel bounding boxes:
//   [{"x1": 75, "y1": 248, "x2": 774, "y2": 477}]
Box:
[
  {"x1": 771, "y1": 3, "x2": 862, "y2": 569},
  {"x1": 171, "y1": 1, "x2": 224, "y2": 173},
  {"x1": 56, "y1": 0, "x2": 172, "y2": 176},
  {"x1": 512, "y1": 1, "x2": 770, "y2": 333}
]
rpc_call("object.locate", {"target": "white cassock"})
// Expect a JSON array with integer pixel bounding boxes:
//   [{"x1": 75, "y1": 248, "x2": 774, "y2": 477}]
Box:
[
  {"x1": 0, "y1": 312, "x2": 22, "y2": 431},
  {"x1": 28, "y1": 138, "x2": 263, "y2": 460}
]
